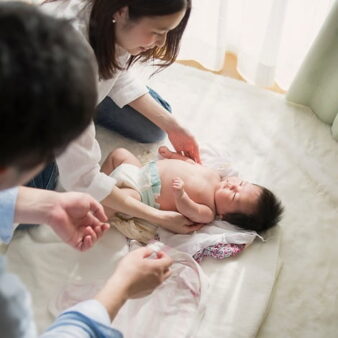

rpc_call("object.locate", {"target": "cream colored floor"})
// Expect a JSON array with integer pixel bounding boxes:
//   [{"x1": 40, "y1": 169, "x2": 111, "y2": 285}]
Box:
[
  {"x1": 177, "y1": 52, "x2": 286, "y2": 94},
  {"x1": 8, "y1": 63, "x2": 338, "y2": 337}
]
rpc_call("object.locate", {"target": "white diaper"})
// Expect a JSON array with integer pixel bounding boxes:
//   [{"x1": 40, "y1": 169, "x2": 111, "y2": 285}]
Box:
[{"x1": 109, "y1": 161, "x2": 161, "y2": 208}]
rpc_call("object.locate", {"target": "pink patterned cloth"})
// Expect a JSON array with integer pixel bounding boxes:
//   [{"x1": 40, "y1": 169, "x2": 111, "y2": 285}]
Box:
[{"x1": 193, "y1": 243, "x2": 246, "y2": 263}]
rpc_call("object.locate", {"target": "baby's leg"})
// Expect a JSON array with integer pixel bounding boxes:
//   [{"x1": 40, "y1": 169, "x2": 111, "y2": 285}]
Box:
[
  {"x1": 104, "y1": 187, "x2": 141, "y2": 219},
  {"x1": 101, "y1": 148, "x2": 142, "y2": 175},
  {"x1": 158, "y1": 146, "x2": 196, "y2": 164},
  {"x1": 101, "y1": 148, "x2": 142, "y2": 219}
]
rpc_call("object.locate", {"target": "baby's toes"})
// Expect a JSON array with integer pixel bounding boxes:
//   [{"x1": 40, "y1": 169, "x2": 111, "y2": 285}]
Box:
[{"x1": 158, "y1": 146, "x2": 172, "y2": 158}]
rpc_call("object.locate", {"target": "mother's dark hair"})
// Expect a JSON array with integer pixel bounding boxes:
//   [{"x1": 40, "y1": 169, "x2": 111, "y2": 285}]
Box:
[{"x1": 89, "y1": 0, "x2": 191, "y2": 80}]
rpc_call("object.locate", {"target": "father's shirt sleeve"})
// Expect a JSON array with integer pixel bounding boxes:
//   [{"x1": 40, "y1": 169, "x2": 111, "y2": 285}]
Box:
[
  {"x1": 41, "y1": 300, "x2": 123, "y2": 337},
  {"x1": 0, "y1": 256, "x2": 37, "y2": 338},
  {"x1": 0, "y1": 255, "x2": 122, "y2": 338},
  {"x1": 0, "y1": 187, "x2": 18, "y2": 244}
]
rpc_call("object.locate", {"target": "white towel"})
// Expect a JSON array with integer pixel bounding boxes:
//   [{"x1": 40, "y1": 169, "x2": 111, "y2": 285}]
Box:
[
  {"x1": 157, "y1": 143, "x2": 262, "y2": 261},
  {"x1": 112, "y1": 241, "x2": 209, "y2": 338}
]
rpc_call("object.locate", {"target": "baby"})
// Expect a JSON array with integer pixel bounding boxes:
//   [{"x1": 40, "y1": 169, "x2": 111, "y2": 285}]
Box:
[{"x1": 101, "y1": 147, "x2": 283, "y2": 232}]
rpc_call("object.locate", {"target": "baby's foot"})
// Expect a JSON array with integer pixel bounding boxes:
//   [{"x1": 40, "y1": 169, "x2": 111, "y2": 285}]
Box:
[
  {"x1": 158, "y1": 146, "x2": 174, "y2": 159},
  {"x1": 172, "y1": 177, "x2": 184, "y2": 198},
  {"x1": 158, "y1": 146, "x2": 195, "y2": 163}
]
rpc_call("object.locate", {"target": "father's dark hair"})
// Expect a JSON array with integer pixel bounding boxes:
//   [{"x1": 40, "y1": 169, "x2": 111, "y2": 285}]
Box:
[
  {"x1": 0, "y1": 1, "x2": 97, "y2": 170},
  {"x1": 222, "y1": 186, "x2": 284, "y2": 232}
]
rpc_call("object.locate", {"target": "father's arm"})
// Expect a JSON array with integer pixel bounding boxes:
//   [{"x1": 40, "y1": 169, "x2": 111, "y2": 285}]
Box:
[
  {"x1": 42, "y1": 247, "x2": 172, "y2": 337},
  {"x1": 0, "y1": 187, "x2": 18, "y2": 245},
  {"x1": 13, "y1": 187, "x2": 109, "y2": 250}
]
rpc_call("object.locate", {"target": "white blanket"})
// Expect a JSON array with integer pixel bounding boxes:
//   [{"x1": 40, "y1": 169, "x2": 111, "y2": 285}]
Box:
[
  {"x1": 6, "y1": 62, "x2": 338, "y2": 337},
  {"x1": 156, "y1": 143, "x2": 262, "y2": 262},
  {"x1": 110, "y1": 142, "x2": 261, "y2": 261},
  {"x1": 112, "y1": 241, "x2": 210, "y2": 338},
  {"x1": 158, "y1": 221, "x2": 261, "y2": 260}
]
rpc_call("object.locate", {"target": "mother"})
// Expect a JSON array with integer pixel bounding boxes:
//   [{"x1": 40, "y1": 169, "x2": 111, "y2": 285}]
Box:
[{"x1": 36, "y1": 0, "x2": 201, "y2": 233}]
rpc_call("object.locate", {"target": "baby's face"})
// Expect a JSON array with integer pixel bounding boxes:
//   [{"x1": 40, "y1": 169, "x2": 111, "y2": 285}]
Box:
[{"x1": 215, "y1": 176, "x2": 261, "y2": 216}]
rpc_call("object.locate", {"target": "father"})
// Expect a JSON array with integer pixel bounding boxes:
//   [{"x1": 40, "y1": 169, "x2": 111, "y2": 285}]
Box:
[{"x1": 0, "y1": 2, "x2": 172, "y2": 337}]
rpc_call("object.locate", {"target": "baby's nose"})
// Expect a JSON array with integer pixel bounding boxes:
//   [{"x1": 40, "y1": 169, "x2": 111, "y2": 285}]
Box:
[{"x1": 229, "y1": 183, "x2": 240, "y2": 192}]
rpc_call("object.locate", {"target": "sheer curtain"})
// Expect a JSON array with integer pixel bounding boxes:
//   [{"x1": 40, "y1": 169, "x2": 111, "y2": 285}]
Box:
[{"x1": 179, "y1": 0, "x2": 335, "y2": 90}]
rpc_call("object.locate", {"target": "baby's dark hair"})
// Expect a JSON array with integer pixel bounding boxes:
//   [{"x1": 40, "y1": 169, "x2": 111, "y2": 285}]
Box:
[{"x1": 222, "y1": 186, "x2": 284, "y2": 232}]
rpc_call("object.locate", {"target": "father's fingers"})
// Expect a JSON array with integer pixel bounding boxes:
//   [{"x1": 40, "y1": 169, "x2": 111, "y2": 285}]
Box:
[
  {"x1": 82, "y1": 235, "x2": 93, "y2": 251},
  {"x1": 93, "y1": 223, "x2": 110, "y2": 238},
  {"x1": 101, "y1": 223, "x2": 110, "y2": 233},
  {"x1": 82, "y1": 210, "x2": 110, "y2": 236},
  {"x1": 84, "y1": 225, "x2": 98, "y2": 242},
  {"x1": 138, "y1": 246, "x2": 156, "y2": 258},
  {"x1": 153, "y1": 251, "x2": 173, "y2": 269},
  {"x1": 93, "y1": 225, "x2": 103, "y2": 238},
  {"x1": 75, "y1": 235, "x2": 92, "y2": 251},
  {"x1": 89, "y1": 200, "x2": 108, "y2": 222}
]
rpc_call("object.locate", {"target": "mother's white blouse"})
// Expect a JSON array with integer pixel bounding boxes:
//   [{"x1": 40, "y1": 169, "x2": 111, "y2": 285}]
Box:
[{"x1": 42, "y1": 0, "x2": 149, "y2": 200}]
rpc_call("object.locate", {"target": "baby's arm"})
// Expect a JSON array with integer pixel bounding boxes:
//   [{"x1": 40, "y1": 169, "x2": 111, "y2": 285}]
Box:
[{"x1": 172, "y1": 177, "x2": 214, "y2": 224}]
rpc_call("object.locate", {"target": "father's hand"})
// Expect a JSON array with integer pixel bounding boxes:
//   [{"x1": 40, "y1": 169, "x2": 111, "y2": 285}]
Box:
[
  {"x1": 95, "y1": 247, "x2": 173, "y2": 320},
  {"x1": 15, "y1": 188, "x2": 110, "y2": 251},
  {"x1": 46, "y1": 192, "x2": 110, "y2": 251},
  {"x1": 110, "y1": 247, "x2": 172, "y2": 298}
]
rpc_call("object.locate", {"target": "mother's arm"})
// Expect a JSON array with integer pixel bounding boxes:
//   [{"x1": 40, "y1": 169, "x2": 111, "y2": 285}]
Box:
[
  {"x1": 56, "y1": 122, "x2": 201, "y2": 234},
  {"x1": 101, "y1": 185, "x2": 203, "y2": 234},
  {"x1": 129, "y1": 93, "x2": 201, "y2": 163}
]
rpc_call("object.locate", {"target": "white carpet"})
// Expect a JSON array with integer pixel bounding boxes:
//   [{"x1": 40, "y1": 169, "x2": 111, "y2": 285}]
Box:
[
  {"x1": 144, "y1": 63, "x2": 338, "y2": 338},
  {"x1": 6, "y1": 63, "x2": 338, "y2": 337}
]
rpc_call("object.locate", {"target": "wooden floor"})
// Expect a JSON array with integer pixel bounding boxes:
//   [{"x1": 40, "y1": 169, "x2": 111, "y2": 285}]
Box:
[{"x1": 177, "y1": 52, "x2": 286, "y2": 94}]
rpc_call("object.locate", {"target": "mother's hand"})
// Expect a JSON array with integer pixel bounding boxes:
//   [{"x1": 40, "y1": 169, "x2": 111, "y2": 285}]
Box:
[{"x1": 167, "y1": 125, "x2": 201, "y2": 164}]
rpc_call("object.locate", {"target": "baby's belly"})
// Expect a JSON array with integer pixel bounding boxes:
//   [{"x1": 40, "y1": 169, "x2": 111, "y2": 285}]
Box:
[
  {"x1": 156, "y1": 182, "x2": 214, "y2": 213},
  {"x1": 156, "y1": 160, "x2": 215, "y2": 211},
  {"x1": 156, "y1": 189, "x2": 177, "y2": 211}
]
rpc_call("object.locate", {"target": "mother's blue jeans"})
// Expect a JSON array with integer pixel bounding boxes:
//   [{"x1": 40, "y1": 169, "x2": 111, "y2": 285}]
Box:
[
  {"x1": 26, "y1": 161, "x2": 59, "y2": 191},
  {"x1": 95, "y1": 87, "x2": 172, "y2": 143},
  {"x1": 19, "y1": 161, "x2": 59, "y2": 229}
]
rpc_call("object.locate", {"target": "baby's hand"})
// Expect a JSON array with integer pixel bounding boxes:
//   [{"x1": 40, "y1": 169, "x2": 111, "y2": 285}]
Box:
[{"x1": 172, "y1": 177, "x2": 185, "y2": 198}]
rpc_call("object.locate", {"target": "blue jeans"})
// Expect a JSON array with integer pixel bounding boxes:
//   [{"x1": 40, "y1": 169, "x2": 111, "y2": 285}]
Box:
[
  {"x1": 95, "y1": 87, "x2": 172, "y2": 143},
  {"x1": 18, "y1": 162, "x2": 59, "y2": 229},
  {"x1": 26, "y1": 161, "x2": 59, "y2": 191}
]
